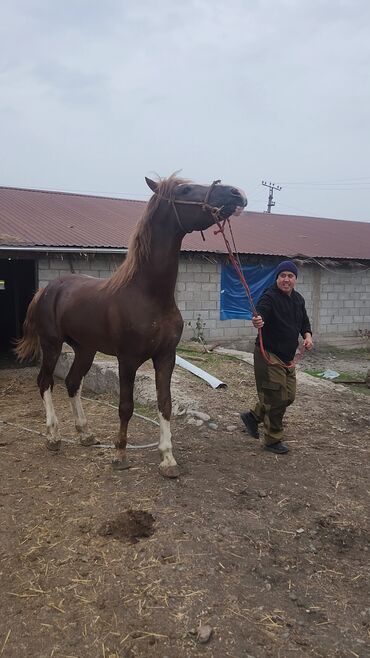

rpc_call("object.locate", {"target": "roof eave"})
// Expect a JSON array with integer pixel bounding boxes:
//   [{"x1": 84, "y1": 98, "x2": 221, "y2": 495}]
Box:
[{"x1": 0, "y1": 245, "x2": 128, "y2": 254}]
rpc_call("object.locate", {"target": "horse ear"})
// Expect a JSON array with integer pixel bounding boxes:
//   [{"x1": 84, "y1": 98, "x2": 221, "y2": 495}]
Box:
[{"x1": 145, "y1": 177, "x2": 158, "y2": 193}]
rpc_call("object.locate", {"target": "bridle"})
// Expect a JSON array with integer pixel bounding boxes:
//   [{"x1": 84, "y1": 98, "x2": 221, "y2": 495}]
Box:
[{"x1": 161, "y1": 179, "x2": 228, "y2": 235}]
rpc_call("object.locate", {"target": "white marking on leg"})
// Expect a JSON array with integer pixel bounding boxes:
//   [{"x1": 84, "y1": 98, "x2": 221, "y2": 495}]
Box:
[
  {"x1": 43, "y1": 387, "x2": 59, "y2": 442},
  {"x1": 69, "y1": 379, "x2": 95, "y2": 444},
  {"x1": 158, "y1": 412, "x2": 177, "y2": 467},
  {"x1": 70, "y1": 380, "x2": 87, "y2": 434}
]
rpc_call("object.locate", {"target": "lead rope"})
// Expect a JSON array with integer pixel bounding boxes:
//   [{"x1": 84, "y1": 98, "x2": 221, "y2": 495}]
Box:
[{"x1": 213, "y1": 217, "x2": 305, "y2": 369}]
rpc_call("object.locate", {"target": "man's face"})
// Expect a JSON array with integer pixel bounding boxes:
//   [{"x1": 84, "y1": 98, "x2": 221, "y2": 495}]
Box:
[{"x1": 276, "y1": 270, "x2": 297, "y2": 295}]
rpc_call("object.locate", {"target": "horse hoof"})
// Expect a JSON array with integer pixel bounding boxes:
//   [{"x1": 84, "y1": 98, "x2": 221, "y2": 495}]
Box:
[
  {"x1": 79, "y1": 434, "x2": 98, "y2": 447},
  {"x1": 46, "y1": 438, "x2": 61, "y2": 452},
  {"x1": 111, "y1": 458, "x2": 131, "y2": 471},
  {"x1": 159, "y1": 464, "x2": 180, "y2": 479}
]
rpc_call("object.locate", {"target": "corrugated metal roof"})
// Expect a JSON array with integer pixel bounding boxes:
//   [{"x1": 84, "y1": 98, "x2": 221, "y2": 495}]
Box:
[
  {"x1": 0, "y1": 187, "x2": 143, "y2": 249},
  {"x1": 0, "y1": 185, "x2": 369, "y2": 259}
]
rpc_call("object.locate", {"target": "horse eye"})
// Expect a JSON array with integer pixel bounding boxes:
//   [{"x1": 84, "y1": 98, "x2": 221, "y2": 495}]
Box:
[{"x1": 181, "y1": 186, "x2": 191, "y2": 194}]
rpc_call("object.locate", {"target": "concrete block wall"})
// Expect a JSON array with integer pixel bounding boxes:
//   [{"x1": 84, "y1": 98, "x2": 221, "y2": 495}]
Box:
[
  {"x1": 177, "y1": 257, "x2": 317, "y2": 341},
  {"x1": 316, "y1": 267, "x2": 370, "y2": 336},
  {"x1": 37, "y1": 254, "x2": 370, "y2": 343},
  {"x1": 38, "y1": 254, "x2": 124, "y2": 288},
  {"x1": 176, "y1": 258, "x2": 255, "y2": 341},
  {"x1": 176, "y1": 257, "x2": 370, "y2": 342}
]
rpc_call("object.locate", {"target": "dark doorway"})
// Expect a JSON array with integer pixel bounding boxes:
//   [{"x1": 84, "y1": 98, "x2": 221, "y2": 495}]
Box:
[{"x1": 0, "y1": 258, "x2": 36, "y2": 354}]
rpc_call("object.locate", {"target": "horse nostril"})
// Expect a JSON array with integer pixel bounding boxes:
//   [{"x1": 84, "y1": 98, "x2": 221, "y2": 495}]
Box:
[{"x1": 230, "y1": 188, "x2": 239, "y2": 195}]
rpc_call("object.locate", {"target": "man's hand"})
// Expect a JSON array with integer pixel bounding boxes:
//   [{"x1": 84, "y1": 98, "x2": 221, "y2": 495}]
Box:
[
  {"x1": 252, "y1": 315, "x2": 264, "y2": 329},
  {"x1": 303, "y1": 333, "x2": 313, "y2": 351}
]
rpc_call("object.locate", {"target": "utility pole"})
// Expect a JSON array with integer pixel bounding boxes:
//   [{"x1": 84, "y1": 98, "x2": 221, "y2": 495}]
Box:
[{"x1": 262, "y1": 181, "x2": 282, "y2": 213}]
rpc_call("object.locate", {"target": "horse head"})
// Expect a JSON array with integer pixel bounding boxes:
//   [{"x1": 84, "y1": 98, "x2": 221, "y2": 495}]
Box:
[{"x1": 145, "y1": 176, "x2": 248, "y2": 234}]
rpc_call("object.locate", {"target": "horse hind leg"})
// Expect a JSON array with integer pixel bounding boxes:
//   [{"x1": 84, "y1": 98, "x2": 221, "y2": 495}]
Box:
[
  {"x1": 65, "y1": 348, "x2": 96, "y2": 446},
  {"x1": 37, "y1": 340, "x2": 63, "y2": 451},
  {"x1": 153, "y1": 352, "x2": 179, "y2": 479}
]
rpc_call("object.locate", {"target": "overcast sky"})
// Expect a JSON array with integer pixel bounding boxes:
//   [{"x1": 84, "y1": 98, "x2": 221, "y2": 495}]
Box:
[{"x1": 1, "y1": 0, "x2": 370, "y2": 221}]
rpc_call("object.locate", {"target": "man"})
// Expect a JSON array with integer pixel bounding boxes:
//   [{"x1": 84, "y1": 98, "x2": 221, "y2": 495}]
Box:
[{"x1": 241, "y1": 260, "x2": 313, "y2": 454}]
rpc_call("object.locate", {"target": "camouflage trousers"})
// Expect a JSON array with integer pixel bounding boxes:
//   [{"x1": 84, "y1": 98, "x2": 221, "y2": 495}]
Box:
[{"x1": 251, "y1": 345, "x2": 296, "y2": 446}]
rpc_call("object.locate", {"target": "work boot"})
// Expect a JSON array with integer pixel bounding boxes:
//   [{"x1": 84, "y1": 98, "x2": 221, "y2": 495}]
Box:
[
  {"x1": 240, "y1": 411, "x2": 259, "y2": 439},
  {"x1": 264, "y1": 441, "x2": 289, "y2": 454}
]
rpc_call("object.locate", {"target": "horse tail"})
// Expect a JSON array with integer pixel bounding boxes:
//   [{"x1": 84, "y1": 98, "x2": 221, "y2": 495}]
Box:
[{"x1": 14, "y1": 288, "x2": 44, "y2": 362}]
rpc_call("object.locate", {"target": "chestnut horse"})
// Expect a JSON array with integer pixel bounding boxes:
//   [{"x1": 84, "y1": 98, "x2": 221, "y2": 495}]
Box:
[{"x1": 16, "y1": 175, "x2": 247, "y2": 477}]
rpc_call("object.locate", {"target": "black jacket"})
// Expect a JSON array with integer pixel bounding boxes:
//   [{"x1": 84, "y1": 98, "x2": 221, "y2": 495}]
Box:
[{"x1": 255, "y1": 283, "x2": 312, "y2": 362}]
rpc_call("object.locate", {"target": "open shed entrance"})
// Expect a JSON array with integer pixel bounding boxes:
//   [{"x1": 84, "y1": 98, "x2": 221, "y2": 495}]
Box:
[{"x1": 0, "y1": 258, "x2": 36, "y2": 357}]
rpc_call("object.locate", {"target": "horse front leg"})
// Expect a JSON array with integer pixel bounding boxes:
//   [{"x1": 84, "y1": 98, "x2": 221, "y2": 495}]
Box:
[
  {"x1": 112, "y1": 359, "x2": 136, "y2": 471},
  {"x1": 153, "y1": 352, "x2": 179, "y2": 479}
]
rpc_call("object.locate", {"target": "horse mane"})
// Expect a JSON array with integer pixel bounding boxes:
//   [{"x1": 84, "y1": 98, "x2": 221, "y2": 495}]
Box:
[{"x1": 102, "y1": 175, "x2": 190, "y2": 293}]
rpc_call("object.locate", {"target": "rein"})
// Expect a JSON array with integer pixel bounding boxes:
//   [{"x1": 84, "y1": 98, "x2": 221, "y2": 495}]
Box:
[{"x1": 213, "y1": 217, "x2": 305, "y2": 369}]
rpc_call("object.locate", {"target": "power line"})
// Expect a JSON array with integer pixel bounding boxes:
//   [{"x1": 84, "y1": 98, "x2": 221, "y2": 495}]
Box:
[
  {"x1": 286, "y1": 184, "x2": 370, "y2": 188},
  {"x1": 279, "y1": 176, "x2": 370, "y2": 186}
]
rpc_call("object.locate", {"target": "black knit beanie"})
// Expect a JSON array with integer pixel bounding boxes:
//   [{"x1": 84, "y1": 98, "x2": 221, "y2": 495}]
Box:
[{"x1": 275, "y1": 260, "x2": 298, "y2": 278}]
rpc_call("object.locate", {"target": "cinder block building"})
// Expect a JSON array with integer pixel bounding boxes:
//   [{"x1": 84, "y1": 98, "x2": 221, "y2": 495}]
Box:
[{"x1": 0, "y1": 185, "x2": 369, "y2": 352}]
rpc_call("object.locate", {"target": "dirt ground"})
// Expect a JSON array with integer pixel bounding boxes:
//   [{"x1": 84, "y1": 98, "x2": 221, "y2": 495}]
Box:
[{"x1": 0, "y1": 344, "x2": 369, "y2": 658}]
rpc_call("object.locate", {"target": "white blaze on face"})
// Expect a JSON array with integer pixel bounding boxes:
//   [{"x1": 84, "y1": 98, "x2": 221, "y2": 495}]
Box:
[
  {"x1": 43, "y1": 387, "x2": 59, "y2": 438},
  {"x1": 158, "y1": 412, "x2": 177, "y2": 467}
]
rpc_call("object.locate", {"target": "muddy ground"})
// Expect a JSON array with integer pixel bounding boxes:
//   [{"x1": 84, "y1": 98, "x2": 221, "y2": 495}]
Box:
[{"x1": 0, "y1": 344, "x2": 369, "y2": 658}]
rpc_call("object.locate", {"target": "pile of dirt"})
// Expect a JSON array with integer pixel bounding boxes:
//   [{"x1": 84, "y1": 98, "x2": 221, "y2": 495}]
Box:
[{"x1": 97, "y1": 509, "x2": 155, "y2": 542}]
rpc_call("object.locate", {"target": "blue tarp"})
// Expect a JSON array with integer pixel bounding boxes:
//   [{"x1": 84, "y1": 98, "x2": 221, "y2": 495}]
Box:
[{"x1": 220, "y1": 263, "x2": 276, "y2": 320}]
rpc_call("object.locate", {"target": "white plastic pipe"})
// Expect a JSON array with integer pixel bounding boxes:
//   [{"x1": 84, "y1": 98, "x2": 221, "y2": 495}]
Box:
[{"x1": 175, "y1": 354, "x2": 227, "y2": 389}]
